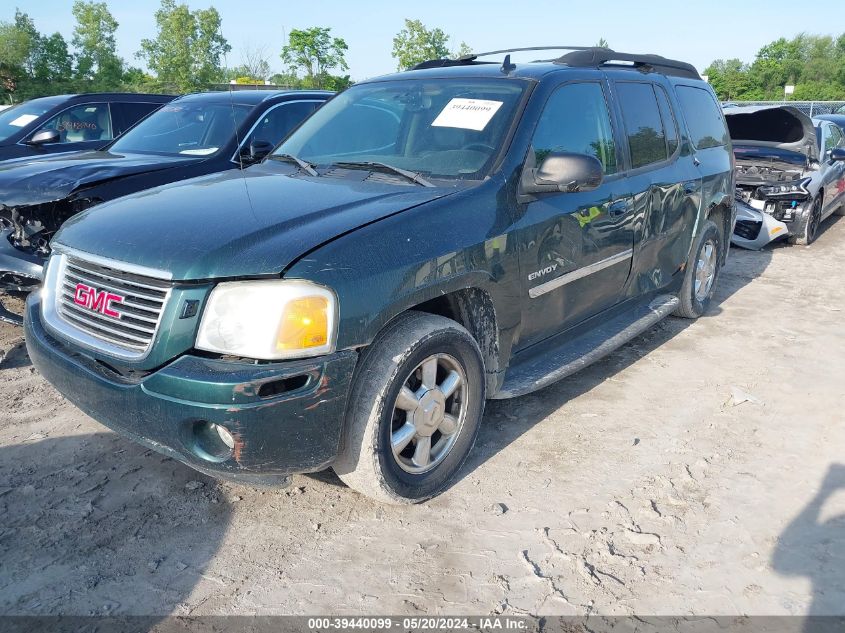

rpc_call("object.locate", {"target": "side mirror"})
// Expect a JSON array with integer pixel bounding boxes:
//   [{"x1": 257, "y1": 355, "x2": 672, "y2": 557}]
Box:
[
  {"x1": 247, "y1": 139, "x2": 274, "y2": 162},
  {"x1": 831, "y1": 148, "x2": 845, "y2": 162},
  {"x1": 522, "y1": 152, "x2": 604, "y2": 194},
  {"x1": 28, "y1": 128, "x2": 61, "y2": 145}
]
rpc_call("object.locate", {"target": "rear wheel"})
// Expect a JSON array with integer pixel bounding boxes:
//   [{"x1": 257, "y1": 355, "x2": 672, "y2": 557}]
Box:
[
  {"x1": 333, "y1": 312, "x2": 485, "y2": 504},
  {"x1": 789, "y1": 196, "x2": 823, "y2": 245},
  {"x1": 674, "y1": 219, "x2": 722, "y2": 319}
]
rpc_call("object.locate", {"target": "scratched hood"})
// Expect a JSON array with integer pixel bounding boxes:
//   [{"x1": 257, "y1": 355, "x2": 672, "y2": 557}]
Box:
[
  {"x1": 53, "y1": 163, "x2": 456, "y2": 281},
  {"x1": 0, "y1": 151, "x2": 199, "y2": 207}
]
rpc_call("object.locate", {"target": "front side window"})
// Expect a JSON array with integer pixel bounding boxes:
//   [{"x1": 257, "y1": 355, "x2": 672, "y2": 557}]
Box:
[
  {"x1": 276, "y1": 78, "x2": 528, "y2": 180},
  {"x1": 35, "y1": 103, "x2": 112, "y2": 143},
  {"x1": 617, "y1": 82, "x2": 668, "y2": 169},
  {"x1": 824, "y1": 124, "x2": 842, "y2": 154},
  {"x1": 531, "y1": 82, "x2": 617, "y2": 174},
  {"x1": 246, "y1": 101, "x2": 322, "y2": 147},
  {"x1": 676, "y1": 85, "x2": 729, "y2": 149},
  {"x1": 110, "y1": 101, "x2": 250, "y2": 156}
]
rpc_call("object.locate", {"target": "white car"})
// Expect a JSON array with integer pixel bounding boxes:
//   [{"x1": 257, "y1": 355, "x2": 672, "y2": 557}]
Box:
[{"x1": 728, "y1": 106, "x2": 845, "y2": 248}]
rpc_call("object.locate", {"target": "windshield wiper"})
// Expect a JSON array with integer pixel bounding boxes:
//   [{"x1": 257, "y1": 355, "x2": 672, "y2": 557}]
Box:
[
  {"x1": 333, "y1": 161, "x2": 434, "y2": 187},
  {"x1": 270, "y1": 153, "x2": 319, "y2": 177}
]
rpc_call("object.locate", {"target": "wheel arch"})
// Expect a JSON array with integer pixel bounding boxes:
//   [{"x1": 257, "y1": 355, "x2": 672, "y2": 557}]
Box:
[
  {"x1": 705, "y1": 193, "x2": 733, "y2": 264},
  {"x1": 372, "y1": 284, "x2": 503, "y2": 395}
]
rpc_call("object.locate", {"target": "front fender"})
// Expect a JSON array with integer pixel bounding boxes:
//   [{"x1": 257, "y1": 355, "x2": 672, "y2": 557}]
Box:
[{"x1": 282, "y1": 183, "x2": 523, "y2": 366}]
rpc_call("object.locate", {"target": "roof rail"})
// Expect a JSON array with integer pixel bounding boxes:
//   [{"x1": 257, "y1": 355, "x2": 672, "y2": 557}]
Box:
[
  {"x1": 557, "y1": 48, "x2": 701, "y2": 80},
  {"x1": 410, "y1": 46, "x2": 702, "y2": 80},
  {"x1": 410, "y1": 46, "x2": 594, "y2": 70}
]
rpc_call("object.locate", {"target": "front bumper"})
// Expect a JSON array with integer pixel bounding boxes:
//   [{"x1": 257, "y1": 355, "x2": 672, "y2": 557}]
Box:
[
  {"x1": 24, "y1": 293, "x2": 358, "y2": 485},
  {"x1": 0, "y1": 228, "x2": 44, "y2": 287},
  {"x1": 731, "y1": 200, "x2": 790, "y2": 250}
]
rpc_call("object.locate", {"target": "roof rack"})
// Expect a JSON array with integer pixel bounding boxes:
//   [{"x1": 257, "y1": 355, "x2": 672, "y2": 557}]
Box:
[
  {"x1": 557, "y1": 48, "x2": 701, "y2": 80},
  {"x1": 410, "y1": 46, "x2": 701, "y2": 80},
  {"x1": 410, "y1": 46, "x2": 593, "y2": 70}
]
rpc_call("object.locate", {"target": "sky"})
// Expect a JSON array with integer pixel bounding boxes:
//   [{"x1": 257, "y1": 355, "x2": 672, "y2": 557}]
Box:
[{"x1": 3, "y1": 0, "x2": 843, "y2": 80}]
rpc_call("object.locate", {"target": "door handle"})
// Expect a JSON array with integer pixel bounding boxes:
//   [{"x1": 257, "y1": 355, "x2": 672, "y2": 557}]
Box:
[{"x1": 608, "y1": 200, "x2": 629, "y2": 217}]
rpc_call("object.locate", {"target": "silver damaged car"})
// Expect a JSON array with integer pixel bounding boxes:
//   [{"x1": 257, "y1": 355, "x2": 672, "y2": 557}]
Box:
[{"x1": 728, "y1": 105, "x2": 845, "y2": 248}]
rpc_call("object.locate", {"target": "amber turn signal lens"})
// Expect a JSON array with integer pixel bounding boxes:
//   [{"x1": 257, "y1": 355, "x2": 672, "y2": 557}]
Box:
[{"x1": 275, "y1": 296, "x2": 330, "y2": 351}]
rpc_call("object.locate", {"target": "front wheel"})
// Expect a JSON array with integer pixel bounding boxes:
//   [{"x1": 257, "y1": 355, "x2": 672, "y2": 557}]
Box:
[
  {"x1": 789, "y1": 196, "x2": 823, "y2": 245},
  {"x1": 674, "y1": 219, "x2": 722, "y2": 319},
  {"x1": 333, "y1": 312, "x2": 485, "y2": 504}
]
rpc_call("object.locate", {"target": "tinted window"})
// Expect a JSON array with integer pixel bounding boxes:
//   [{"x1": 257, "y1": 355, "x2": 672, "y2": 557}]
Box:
[
  {"x1": 676, "y1": 85, "x2": 729, "y2": 149},
  {"x1": 35, "y1": 102, "x2": 112, "y2": 143},
  {"x1": 617, "y1": 82, "x2": 667, "y2": 169},
  {"x1": 531, "y1": 82, "x2": 617, "y2": 174},
  {"x1": 655, "y1": 86, "x2": 679, "y2": 156},
  {"x1": 247, "y1": 101, "x2": 321, "y2": 146},
  {"x1": 113, "y1": 102, "x2": 162, "y2": 135}
]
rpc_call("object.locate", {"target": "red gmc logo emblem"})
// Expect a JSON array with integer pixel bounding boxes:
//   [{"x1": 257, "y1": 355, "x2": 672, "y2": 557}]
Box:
[{"x1": 73, "y1": 283, "x2": 124, "y2": 319}]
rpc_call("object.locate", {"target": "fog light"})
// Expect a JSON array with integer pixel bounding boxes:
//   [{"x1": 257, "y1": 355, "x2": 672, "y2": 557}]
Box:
[
  {"x1": 210, "y1": 423, "x2": 235, "y2": 449},
  {"x1": 190, "y1": 420, "x2": 235, "y2": 462}
]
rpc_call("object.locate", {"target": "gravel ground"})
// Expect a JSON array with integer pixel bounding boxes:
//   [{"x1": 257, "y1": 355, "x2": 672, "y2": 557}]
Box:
[{"x1": 0, "y1": 217, "x2": 843, "y2": 618}]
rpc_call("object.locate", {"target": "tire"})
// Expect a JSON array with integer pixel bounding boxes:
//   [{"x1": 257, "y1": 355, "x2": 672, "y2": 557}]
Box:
[
  {"x1": 674, "y1": 219, "x2": 722, "y2": 319},
  {"x1": 789, "y1": 196, "x2": 822, "y2": 245},
  {"x1": 333, "y1": 311, "x2": 486, "y2": 504}
]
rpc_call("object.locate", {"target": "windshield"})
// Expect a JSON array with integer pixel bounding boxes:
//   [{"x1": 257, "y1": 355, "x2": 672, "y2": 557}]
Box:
[
  {"x1": 0, "y1": 97, "x2": 63, "y2": 142},
  {"x1": 275, "y1": 78, "x2": 528, "y2": 180},
  {"x1": 110, "y1": 101, "x2": 250, "y2": 156}
]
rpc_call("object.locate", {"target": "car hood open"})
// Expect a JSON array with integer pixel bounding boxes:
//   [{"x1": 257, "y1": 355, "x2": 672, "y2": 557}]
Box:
[
  {"x1": 53, "y1": 163, "x2": 457, "y2": 281},
  {"x1": 724, "y1": 105, "x2": 818, "y2": 161},
  {"x1": 0, "y1": 151, "x2": 200, "y2": 207}
]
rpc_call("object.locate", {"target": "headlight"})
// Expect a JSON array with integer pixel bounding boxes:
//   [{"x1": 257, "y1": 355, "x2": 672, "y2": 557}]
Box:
[
  {"x1": 756, "y1": 177, "x2": 811, "y2": 199},
  {"x1": 196, "y1": 280, "x2": 337, "y2": 360}
]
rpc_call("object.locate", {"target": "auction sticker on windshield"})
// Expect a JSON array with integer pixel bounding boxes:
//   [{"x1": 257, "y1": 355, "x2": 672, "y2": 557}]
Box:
[
  {"x1": 431, "y1": 98, "x2": 503, "y2": 131},
  {"x1": 10, "y1": 114, "x2": 39, "y2": 127}
]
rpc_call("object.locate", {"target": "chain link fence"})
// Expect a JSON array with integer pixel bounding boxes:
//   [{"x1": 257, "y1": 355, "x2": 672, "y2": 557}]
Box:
[{"x1": 725, "y1": 101, "x2": 845, "y2": 116}]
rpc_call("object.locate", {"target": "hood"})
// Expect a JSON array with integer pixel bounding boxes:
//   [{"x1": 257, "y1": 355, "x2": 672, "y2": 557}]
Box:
[
  {"x1": 0, "y1": 151, "x2": 200, "y2": 207},
  {"x1": 53, "y1": 163, "x2": 456, "y2": 281},
  {"x1": 725, "y1": 106, "x2": 818, "y2": 161}
]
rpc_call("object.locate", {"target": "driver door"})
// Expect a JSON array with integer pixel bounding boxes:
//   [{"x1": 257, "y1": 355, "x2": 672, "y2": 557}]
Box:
[{"x1": 512, "y1": 80, "x2": 635, "y2": 351}]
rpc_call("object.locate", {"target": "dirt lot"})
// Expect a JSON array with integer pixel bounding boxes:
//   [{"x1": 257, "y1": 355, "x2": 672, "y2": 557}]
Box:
[{"x1": 1, "y1": 217, "x2": 844, "y2": 619}]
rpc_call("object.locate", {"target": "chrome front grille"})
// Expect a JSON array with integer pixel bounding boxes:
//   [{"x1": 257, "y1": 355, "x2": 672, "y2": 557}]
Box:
[{"x1": 48, "y1": 252, "x2": 172, "y2": 358}]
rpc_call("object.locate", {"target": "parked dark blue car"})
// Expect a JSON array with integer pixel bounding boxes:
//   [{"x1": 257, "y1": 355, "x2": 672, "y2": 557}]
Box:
[{"x1": 0, "y1": 93, "x2": 174, "y2": 162}]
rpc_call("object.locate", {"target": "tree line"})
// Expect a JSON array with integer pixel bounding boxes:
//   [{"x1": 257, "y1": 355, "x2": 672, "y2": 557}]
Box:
[
  {"x1": 705, "y1": 33, "x2": 845, "y2": 101},
  {"x1": 7, "y1": 3, "x2": 841, "y2": 104},
  {"x1": 0, "y1": 2, "x2": 473, "y2": 103}
]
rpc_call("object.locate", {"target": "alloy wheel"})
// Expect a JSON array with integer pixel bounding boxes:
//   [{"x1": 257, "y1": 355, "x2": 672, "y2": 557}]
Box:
[
  {"x1": 389, "y1": 353, "x2": 467, "y2": 474},
  {"x1": 694, "y1": 239, "x2": 717, "y2": 302},
  {"x1": 807, "y1": 198, "x2": 822, "y2": 243}
]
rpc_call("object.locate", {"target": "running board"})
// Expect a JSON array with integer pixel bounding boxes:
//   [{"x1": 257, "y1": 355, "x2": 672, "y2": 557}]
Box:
[{"x1": 493, "y1": 295, "x2": 679, "y2": 399}]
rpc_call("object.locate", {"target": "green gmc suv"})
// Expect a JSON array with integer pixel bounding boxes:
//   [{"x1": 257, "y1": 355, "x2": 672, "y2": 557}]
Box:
[{"x1": 25, "y1": 47, "x2": 735, "y2": 503}]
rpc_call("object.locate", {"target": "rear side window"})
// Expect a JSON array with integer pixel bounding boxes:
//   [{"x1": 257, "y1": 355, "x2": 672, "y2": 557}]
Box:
[
  {"x1": 532, "y1": 82, "x2": 617, "y2": 174},
  {"x1": 675, "y1": 85, "x2": 729, "y2": 149},
  {"x1": 616, "y1": 82, "x2": 667, "y2": 169},
  {"x1": 113, "y1": 102, "x2": 162, "y2": 135}
]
